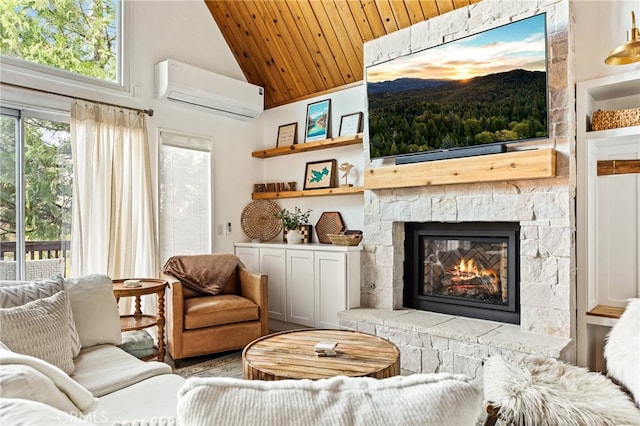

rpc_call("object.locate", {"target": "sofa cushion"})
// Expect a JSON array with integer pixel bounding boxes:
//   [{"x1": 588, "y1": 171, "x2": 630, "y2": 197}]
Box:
[
  {"x1": 65, "y1": 274, "x2": 121, "y2": 348},
  {"x1": 0, "y1": 291, "x2": 75, "y2": 374},
  {"x1": 178, "y1": 373, "x2": 482, "y2": 426},
  {"x1": 72, "y1": 344, "x2": 171, "y2": 397},
  {"x1": 0, "y1": 398, "x2": 97, "y2": 425},
  {"x1": 0, "y1": 346, "x2": 98, "y2": 415},
  {"x1": 183, "y1": 294, "x2": 259, "y2": 329},
  {"x1": 0, "y1": 364, "x2": 85, "y2": 414},
  {"x1": 0, "y1": 274, "x2": 82, "y2": 357},
  {"x1": 97, "y1": 374, "x2": 184, "y2": 425}
]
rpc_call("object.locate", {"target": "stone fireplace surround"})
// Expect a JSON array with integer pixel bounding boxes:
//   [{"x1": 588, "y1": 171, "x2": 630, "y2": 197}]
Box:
[{"x1": 339, "y1": 0, "x2": 576, "y2": 383}]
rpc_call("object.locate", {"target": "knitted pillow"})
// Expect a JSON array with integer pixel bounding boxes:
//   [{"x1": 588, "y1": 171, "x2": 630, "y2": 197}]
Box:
[
  {"x1": 0, "y1": 291, "x2": 75, "y2": 374},
  {"x1": 0, "y1": 275, "x2": 81, "y2": 357}
]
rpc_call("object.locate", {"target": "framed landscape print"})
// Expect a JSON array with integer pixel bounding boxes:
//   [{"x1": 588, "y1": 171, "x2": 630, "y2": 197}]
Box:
[
  {"x1": 305, "y1": 99, "x2": 331, "y2": 142},
  {"x1": 303, "y1": 159, "x2": 336, "y2": 190},
  {"x1": 276, "y1": 122, "x2": 297, "y2": 147},
  {"x1": 339, "y1": 112, "x2": 363, "y2": 137}
]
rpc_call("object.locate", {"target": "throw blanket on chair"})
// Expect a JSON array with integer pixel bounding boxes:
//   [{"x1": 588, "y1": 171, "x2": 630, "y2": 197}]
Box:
[{"x1": 163, "y1": 254, "x2": 244, "y2": 296}]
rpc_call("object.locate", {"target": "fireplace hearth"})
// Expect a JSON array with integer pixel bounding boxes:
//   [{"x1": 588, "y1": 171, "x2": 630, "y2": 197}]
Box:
[{"x1": 404, "y1": 222, "x2": 520, "y2": 324}]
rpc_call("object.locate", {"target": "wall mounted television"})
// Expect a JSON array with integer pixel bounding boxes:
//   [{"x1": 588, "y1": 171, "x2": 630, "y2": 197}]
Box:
[{"x1": 366, "y1": 13, "x2": 548, "y2": 164}]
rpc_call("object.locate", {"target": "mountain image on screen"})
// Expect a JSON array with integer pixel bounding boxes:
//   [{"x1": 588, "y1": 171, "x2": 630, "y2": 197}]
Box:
[{"x1": 367, "y1": 69, "x2": 547, "y2": 159}]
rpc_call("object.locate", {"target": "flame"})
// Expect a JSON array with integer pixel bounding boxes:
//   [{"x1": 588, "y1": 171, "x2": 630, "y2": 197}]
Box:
[{"x1": 451, "y1": 257, "x2": 496, "y2": 280}]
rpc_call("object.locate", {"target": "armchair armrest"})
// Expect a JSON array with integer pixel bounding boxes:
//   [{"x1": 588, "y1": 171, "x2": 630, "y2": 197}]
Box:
[
  {"x1": 238, "y1": 268, "x2": 268, "y2": 335},
  {"x1": 162, "y1": 272, "x2": 185, "y2": 360}
]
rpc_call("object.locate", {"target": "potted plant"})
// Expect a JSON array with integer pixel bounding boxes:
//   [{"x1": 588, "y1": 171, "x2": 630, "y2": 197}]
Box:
[{"x1": 275, "y1": 207, "x2": 312, "y2": 244}]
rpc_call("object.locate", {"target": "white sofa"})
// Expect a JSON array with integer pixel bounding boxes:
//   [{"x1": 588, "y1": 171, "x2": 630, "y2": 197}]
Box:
[
  {"x1": 0, "y1": 274, "x2": 185, "y2": 425},
  {"x1": 0, "y1": 274, "x2": 484, "y2": 425}
]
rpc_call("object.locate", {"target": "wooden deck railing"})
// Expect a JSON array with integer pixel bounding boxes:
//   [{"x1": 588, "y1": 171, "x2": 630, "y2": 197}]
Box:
[{"x1": 0, "y1": 240, "x2": 71, "y2": 265}]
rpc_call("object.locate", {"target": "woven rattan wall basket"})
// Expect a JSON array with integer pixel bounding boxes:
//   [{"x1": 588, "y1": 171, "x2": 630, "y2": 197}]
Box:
[
  {"x1": 241, "y1": 200, "x2": 283, "y2": 242},
  {"x1": 592, "y1": 107, "x2": 640, "y2": 131}
]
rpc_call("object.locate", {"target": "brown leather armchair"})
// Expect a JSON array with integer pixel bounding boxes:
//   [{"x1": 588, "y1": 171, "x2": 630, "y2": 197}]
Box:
[{"x1": 163, "y1": 266, "x2": 268, "y2": 367}]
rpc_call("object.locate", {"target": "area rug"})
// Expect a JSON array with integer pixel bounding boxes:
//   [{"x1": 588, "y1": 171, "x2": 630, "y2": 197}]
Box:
[{"x1": 173, "y1": 350, "x2": 243, "y2": 379}]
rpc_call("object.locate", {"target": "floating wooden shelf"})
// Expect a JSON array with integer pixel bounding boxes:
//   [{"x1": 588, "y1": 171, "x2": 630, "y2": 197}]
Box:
[
  {"x1": 252, "y1": 186, "x2": 364, "y2": 200},
  {"x1": 252, "y1": 134, "x2": 363, "y2": 158},
  {"x1": 364, "y1": 148, "x2": 557, "y2": 190},
  {"x1": 587, "y1": 305, "x2": 624, "y2": 319}
]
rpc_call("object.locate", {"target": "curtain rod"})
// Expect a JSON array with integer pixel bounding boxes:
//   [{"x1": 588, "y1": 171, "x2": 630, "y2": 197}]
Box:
[{"x1": 1, "y1": 82, "x2": 154, "y2": 117}]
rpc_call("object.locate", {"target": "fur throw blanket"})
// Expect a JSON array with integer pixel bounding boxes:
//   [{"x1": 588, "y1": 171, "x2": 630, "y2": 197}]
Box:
[
  {"x1": 163, "y1": 254, "x2": 244, "y2": 296},
  {"x1": 483, "y1": 354, "x2": 640, "y2": 426},
  {"x1": 605, "y1": 298, "x2": 640, "y2": 405}
]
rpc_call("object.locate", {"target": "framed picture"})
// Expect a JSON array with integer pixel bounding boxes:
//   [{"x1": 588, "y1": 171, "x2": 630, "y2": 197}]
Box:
[
  {"x1": 276, "y1": 122, "x2": 297, "y2": 147},
  {"x1": 303, "y1": 159, "x2": 336, "y2": 190},
  {"x1": 305, "y1": 99, "x2": 331, "y2": 142},
  {"x1": 339, "y1": 112, "x2": 363, "y2": 137}
]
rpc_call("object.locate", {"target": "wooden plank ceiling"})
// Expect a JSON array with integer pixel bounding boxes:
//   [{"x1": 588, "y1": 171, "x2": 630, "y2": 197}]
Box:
[{"x1": 205, "y1": 0, "x2": 482, "y2": 109}]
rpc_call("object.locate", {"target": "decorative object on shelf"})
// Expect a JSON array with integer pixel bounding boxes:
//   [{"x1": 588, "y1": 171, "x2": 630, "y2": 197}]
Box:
[
  {"x1": 315, "y1": 212, "x2": 346, "y2": 244},
  {"x1": 327, "y1": 233, "x2": 363, "y2": 246},
  {"x1": 339, "y1": 162, "x2": 354, "y2": 187},
  {"x1": 288, "y1": 181, "x2": 297, "y2": 191},
  {"x1": 605, "y1": 11, "x2": 640, "y2": 65},
  {"x1": 305, "y1": 99, "x2": 331, "y2": 142},
  {"x1": 339, "y1": 112, "x2": 363, "y2": 137},
  {"x1": 240, "y1": 200, "x2": 283, "y2": 242},
  {"x1": 591, "y1": 107, "x2": 640, "y2": 131},
  {"x1": 304, "y1": 159, "x2": 336, "y2": 190},
  {"x1": 275, "y1": 207, "x2": 312, "y2": 244},
  {"x1": 277, "y1": 122, "x2": 298, "y2": 147},
  {"x1": 254, "y1": 183, "x2": 265, "y2": 193},
  {"x1": 285, "y1": 224, "x2": 313, "y2": 244}
]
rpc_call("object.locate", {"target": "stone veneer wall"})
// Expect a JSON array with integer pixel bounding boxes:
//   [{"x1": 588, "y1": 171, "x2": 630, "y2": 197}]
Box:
[{"x1": 340, "y1": 0, "x2": 576, "y2": 379}]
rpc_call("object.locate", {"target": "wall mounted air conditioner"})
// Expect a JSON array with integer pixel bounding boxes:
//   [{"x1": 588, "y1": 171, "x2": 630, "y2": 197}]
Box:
[{"x1": 154, "y1": 59, "x2": 264, "y2": 120}]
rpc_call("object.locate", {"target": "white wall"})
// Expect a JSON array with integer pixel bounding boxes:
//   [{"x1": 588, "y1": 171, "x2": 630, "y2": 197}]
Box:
[
  {"x1": 255, "y1": 85, "x2": 367, "y2": 238},
  {"x1": 572, "y1": 0, "x2": 640, "y2": 82}
]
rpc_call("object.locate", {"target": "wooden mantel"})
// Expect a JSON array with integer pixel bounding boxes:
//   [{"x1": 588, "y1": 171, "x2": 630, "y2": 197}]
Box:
[{"x1": 364, "y1": 148, "x2": 557, "y2": 190}]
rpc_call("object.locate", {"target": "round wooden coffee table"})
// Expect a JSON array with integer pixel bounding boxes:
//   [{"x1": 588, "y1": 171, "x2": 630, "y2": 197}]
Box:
[{"x1": 242, "y1": 329, "x2": 400, "y2": 380}]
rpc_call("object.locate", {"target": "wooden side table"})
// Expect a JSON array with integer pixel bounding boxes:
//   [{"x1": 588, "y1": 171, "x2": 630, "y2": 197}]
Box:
[
  {"x1": 113, "y1": 278, "x2": 167, "y2": 362},
  {"x1": 242, "y1": 329, "x2": 400, "y2": 380}
]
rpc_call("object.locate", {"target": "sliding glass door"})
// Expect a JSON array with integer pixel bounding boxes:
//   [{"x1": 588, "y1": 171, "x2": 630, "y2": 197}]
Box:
[{"x1": 0, "y1": 107, "x2": 72, "y2": 280}]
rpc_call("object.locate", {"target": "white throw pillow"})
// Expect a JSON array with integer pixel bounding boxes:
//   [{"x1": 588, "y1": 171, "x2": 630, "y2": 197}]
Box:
[
  {"x1": 65, "y1": 274, "x2": 122, "y2": 347},
  {"x1": 0, "y1": 364, "x2": 81, "y2": 413},
  {"x1": 0, "y1": 274, "x2": 82, "y2": 357},
  {"x1": 178, "y1": 373, "x2": 482, "y2": 426},
  {"x1": 0, "y1": 291, "x2": 75, "y2": 374}
]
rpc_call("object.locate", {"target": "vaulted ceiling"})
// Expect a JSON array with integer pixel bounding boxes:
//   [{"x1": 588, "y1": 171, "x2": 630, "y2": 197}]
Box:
[{"x1": 205, "y1": 0, "x2": 482, "y2": 109}]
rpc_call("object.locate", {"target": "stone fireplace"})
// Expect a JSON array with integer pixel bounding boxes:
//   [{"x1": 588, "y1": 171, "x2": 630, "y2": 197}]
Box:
[
  {"x1": 339, "y1": 0, "x2": 576, "y2": 382},
  {"x1": 404, "y1": 222, "x2": 520, "y2": 324}
]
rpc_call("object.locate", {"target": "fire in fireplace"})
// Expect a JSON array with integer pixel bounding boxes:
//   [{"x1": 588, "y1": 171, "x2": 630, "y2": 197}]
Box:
[{"x1": 404, "y1": 222, "x2": 520, "y2": 324}]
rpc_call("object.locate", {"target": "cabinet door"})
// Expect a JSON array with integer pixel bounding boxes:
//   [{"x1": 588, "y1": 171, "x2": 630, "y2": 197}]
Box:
[
  {"x1": 286, "y1": 249, "x2": 315, "y2": 327},
  {"x1": 234, "y1": 247, "x2": 260, "y2": 273},
  {"x1": 260, "y1": 248, "x2": 287, "y2": 322},
  {"x1": 314, "y1": 251, "x2": 347, "y2": 329}
]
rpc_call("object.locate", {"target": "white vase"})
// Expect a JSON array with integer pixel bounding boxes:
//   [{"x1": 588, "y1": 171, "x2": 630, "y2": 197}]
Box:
[{"x1": 287, "y1": 229, "x2": 303, "y2": 244}]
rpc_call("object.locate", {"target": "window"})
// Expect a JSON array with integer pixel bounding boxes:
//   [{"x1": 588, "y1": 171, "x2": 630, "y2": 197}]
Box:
[
  {"x1": 0, "y1": 0, "x2": 122, "y2": 84},
  {"x1": 0, "y1": 107, "x2": 73, "y2": 280},
  {"x1": 159, "y1": 131, "x2": 214, "y2": 264}
]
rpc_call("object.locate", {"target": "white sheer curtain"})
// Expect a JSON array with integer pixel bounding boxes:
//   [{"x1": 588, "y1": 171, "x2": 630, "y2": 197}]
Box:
[{"x1": 70, "y1": 101, "x2": 159, "y2": 314}]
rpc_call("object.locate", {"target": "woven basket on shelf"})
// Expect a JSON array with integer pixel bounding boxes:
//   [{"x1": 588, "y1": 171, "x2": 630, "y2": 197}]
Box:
[
  {"x1": 592, "y1": 107, "x2": 640, "y2": 131},
  {"x1": 327, "y1": 234, "x2": 363, "y2": 246}
]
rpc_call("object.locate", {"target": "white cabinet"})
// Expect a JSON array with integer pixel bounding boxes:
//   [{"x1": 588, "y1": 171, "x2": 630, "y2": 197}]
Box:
[
  {"x1": 576, "y1": 71, "x2": 640, "y2": 371},
  {"x1": 235, "y1": 242, "x2": 361, "y2": 329}
]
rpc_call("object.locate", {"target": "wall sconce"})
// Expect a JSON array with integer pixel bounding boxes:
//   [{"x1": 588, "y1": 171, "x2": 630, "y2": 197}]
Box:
[{"x1": 605, "y1": 11, "x2": 640, "y2": 65}]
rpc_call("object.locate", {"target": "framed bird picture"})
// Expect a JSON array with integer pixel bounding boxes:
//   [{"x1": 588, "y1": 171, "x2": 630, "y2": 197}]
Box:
[{"x1": 304, "y1": 159, "x2": 336, "y2": 190}]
